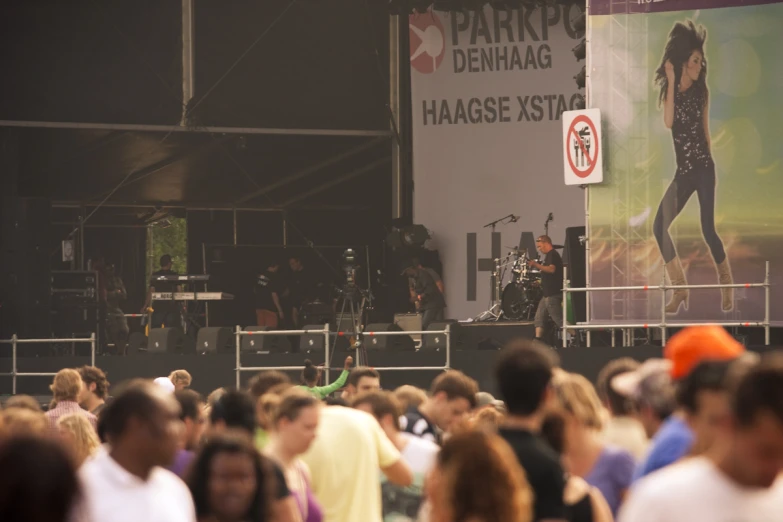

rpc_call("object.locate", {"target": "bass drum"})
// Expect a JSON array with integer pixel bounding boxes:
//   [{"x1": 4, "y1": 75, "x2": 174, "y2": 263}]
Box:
[{"x1": 501, "y1": 282, "x2": 542, "y2": 321}]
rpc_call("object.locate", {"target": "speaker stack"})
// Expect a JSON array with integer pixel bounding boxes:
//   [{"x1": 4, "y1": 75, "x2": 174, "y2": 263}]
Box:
[{"x1": 364, "y1": 323, "x2": 415, "y2": 351}]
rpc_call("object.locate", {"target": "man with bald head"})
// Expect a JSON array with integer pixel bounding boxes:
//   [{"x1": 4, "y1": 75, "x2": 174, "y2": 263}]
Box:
[{"x1": 80, "y1": 380, "x2": 195, "y2": 522}]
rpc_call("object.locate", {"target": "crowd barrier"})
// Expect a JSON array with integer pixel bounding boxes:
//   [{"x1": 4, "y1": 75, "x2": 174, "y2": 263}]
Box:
[
  {"x1": 233, "y1": 323, "x2": 453, "y2": 388},
  {"x1": 562, "y1": 261, "x2": 771, "y2": 348},
  {"x1": 0, "y1": 334, "x2": 96, "y2": 394}
]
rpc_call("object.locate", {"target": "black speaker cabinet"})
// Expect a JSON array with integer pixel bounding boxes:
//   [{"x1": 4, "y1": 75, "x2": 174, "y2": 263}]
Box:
[
  {"x1": 422, "y1": 321, "x2": 459, "y2": 351},
  {"x1": 364, "y1": 323, "x2": 415, "y2": 351},
  {"x1": 242, "y1": 326, "x2": 291, "y2": 353},
  {"x1": 196, "y1": 327, "x2": 233, "y2": 353},
  {"x1": 299, "y1": 325, "x2": 328, "y2": 353},
  {"x1": 147, "y1": 328, "x2": 182, "y2": 353},
  {"x1": 126, "y1": 332, "x2": 147, "y2": 354}
]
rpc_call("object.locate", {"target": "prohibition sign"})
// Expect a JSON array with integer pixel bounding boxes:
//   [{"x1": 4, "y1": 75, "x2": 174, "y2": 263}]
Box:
[{"x1": 567, "y1": 114, "x2": 599, "y2": 179}]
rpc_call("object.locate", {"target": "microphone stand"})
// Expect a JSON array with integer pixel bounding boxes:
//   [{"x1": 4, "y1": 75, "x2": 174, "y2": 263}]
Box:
[
  {"x1": 475, "y1": 213, "x2": 518, "y2": 322},
  {"x1": 544, "y1": 214, "x2": 553, "y2": 237},
  {"x1": 484, "y1": 214, "x2": 517, "y2": 231}
]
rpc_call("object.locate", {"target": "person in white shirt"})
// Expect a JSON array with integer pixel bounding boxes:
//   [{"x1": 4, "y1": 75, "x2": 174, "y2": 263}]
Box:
[
  {"x1": 619, "y1": 353, "x2": 783, "y2": 522},
  {"x1": 352, "y1": 390, "x2": 439, "y2": 522},
  {"x1": 80, "y1": 380, "x2": 196, "y2": 522}
]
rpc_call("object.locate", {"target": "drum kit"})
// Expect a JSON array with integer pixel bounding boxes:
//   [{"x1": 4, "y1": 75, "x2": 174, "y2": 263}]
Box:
[
  {"x1": 474, "y1": 245, "x2": 543, "y2": 322},
  {"x1": 473, "y1": 212, "x2": 560, "y2": 323},
  {"x1": 500, "y1": 247, "x2": 544, "y2": 321}
]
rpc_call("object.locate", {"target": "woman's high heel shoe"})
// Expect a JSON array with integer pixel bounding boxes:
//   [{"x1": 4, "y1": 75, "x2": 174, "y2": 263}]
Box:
[{"x1": 664, "y1": 258, "x2": 689, "y2": 314}]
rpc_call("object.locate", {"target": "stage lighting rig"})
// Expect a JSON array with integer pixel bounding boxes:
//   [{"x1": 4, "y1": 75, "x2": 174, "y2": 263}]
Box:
[
  {"x1": 572, "y1": 39, "x2": 586, "y2": 61},
  {"x1": 573, "y1": 11, "x2": 585, "y2": 32},
  {"x1": 575, "y1": 66, "x2": 586, "y2": 89},
  {"x1": 385, "y1": 224, "x2": 431, "y2": 249}
]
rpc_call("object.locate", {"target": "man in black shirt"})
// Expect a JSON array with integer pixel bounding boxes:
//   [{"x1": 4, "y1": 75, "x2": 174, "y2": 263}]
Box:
[
  {"x1": 143, "y1": 254, "x2": 182, "y2": 329},
  {"x1": 528, "y1": 235, "x2": 565, "y2": 342},
  {"x1": 496, "y1": 339, "x2": 567, "y2": 522},
  {"x1": 255, "y1": 260, "x2": 284, "y2": 328},
  {"x1": 403, "y1": 261, "x2": 446, "y2": 330}
]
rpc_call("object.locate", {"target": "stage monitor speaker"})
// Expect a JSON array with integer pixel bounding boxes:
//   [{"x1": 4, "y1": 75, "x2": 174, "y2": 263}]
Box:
[
  {"x1": 563, "y1": 226, "x2": 586, "y2": 323},
  {"x1": 422, "y1": 321, "x2": 459, "y2": 351},
  {"x1": 126, "y1": 332, "x2": 147, "y2": 354},
  {"x1": 299, "y1": 325, "x2": 328, "y2": 353},
  {"x1": 147, "y1": 328, "x2": 182, "y2": 353},
  {"x1": 365, "y1": 323, "x2": 415, "y2": 351},
  {"x1": 196, "y1": 327, "x2": 232, "y2": 353},
  {"x1": 242, "y1": 327, "x2": 291, "y2": 353}
]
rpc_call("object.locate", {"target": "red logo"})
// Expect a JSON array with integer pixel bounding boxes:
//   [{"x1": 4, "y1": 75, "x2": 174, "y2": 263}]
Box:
[
  {"x1": 566, "y1": 115, "x2": 599, "y2": 179},
  {"x1": 409, "y1": 12, "x2": 446, "y2": 74}
]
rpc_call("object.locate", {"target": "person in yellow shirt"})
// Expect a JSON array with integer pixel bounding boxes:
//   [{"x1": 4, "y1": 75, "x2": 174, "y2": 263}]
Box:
[{"x1": 301, "y1": 405, "x2": 413, "y2": 522}]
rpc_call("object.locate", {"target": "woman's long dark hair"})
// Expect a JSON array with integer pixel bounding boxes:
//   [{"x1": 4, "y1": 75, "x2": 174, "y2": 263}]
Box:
[
  {"x1": 187, "y1": 432, "x2": 274, "y2": 522},
  {"x1": 654, "y1": 20, "x2": 708, "y2": 106},
  {"x1": 0, "y1": 436, "x2": 81, "y2": 522}
]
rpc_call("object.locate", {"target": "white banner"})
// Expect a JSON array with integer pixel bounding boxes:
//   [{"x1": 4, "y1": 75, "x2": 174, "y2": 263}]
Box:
[{"x1": 411, "y1": 5, "x2": 587, "y2": 320}]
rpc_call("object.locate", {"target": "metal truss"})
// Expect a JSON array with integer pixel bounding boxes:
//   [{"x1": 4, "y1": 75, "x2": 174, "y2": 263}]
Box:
[{"x1": 590, "y1": 3, "x2": 652, "y2": 323}]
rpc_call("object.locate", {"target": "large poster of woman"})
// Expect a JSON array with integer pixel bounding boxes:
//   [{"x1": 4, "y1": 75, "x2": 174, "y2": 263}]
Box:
[{"x1": 588, "y1": 1, "x2": 783, "y2": 324}]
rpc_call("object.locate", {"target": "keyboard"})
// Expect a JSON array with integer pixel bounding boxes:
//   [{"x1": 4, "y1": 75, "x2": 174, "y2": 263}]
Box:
[
  {"x1": 151, "y1": 292, "x2": 233, "y2": 301},
  {"x1": 152, "y1": 275, "x2": 210, "y2": 282}
]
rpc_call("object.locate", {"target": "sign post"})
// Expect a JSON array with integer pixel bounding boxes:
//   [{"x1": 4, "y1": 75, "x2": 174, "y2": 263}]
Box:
[{"x1": 562, "y1": 108, "x2": 603, "y2": 185}]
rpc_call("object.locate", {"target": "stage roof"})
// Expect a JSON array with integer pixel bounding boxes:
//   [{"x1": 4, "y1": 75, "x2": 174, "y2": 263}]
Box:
[{"x1": 0, "y1": 0, "x2": 393, "y2": 211}]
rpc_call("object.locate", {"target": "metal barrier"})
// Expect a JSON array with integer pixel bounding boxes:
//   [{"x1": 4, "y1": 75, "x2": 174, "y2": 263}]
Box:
[
  {"x1": 561, "y1": 261, "x2": 771, "y2": 348},
  {"x1": 234, "y1": 323, "x2": 452, "y2": 389},
  {"x1": 0, "y1": 333, "x2": 96, "y2": 394}
]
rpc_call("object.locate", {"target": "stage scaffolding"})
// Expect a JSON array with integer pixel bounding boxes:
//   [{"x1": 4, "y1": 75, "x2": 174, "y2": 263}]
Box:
[{"x1": 587, "y1": 5, "x2": 653, "y2": 330}]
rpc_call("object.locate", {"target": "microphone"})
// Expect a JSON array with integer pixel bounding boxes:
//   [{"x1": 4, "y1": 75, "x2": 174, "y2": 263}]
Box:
[
  {"x1": 510, "y1": 214, "x2": 519, "y2": 223},
  {"x1": 547, "y1": 213, "x2": 554, "y2": 221}
]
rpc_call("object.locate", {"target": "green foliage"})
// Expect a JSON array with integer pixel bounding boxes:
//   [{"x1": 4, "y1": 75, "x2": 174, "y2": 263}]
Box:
[{"x1": 147, "y1": 218, "x2": 188, "y2": 280}]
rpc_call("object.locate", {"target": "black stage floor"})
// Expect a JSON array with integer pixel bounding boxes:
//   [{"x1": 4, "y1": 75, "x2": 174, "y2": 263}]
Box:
[{"x1": 1, "y1": 321, "x2": 780, "y2": 398}]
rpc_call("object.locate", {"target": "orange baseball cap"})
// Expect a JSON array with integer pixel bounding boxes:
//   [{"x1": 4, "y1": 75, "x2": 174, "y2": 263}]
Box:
[{"x1": 664, "y1": 326, "x2": 745, "y2": 380}]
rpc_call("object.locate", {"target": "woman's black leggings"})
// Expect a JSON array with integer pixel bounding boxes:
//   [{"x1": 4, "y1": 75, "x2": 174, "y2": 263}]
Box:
[{"x1": 653, "y1": 163, "x2": 726, "y2": 264}]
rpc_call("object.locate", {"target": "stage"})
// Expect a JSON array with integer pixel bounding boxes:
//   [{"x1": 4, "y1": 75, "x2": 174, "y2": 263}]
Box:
[{"x1": 1, "y1": 320, "x2": 779, "y2": 399}]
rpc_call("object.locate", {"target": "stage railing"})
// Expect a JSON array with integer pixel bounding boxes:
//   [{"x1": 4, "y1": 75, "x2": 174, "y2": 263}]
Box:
[
  {"x1": 0, "y1": 333, "x2": 96, "y2": 394},
  {"x1": 234, "y1": 324, "x2": 452, "y2": 389},
  {"x1": 562, "y1": 261, "x2": 771, "y2": 348}
]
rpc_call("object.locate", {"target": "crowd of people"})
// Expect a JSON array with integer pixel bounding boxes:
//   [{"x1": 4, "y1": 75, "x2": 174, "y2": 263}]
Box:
[{"x1": 1, "y1": 325, "x2": 782, "y2": 522}]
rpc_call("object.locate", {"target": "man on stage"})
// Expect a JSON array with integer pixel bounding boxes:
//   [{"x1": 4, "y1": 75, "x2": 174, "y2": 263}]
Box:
[
  {"x1": 403, "y1": 261, "x2": 446, "y2": 330},
  {"x1": 529, "y1": 235, "x2": 564, "y2": 343}
]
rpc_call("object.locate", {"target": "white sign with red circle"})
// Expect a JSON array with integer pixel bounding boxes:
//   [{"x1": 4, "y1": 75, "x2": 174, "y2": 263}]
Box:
[{"x1": 562, "y1": 108, "x2": 603, "y2": 185}]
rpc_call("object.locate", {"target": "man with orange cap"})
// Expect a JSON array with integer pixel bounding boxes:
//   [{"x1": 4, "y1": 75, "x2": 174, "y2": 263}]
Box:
[{"x1": 614, "y1": 326, "x2": 745, "y2": 482}]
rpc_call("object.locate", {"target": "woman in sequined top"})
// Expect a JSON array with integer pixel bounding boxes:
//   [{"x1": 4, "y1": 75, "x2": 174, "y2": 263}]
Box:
[{"x1": 651, "y1": 21, "x2": 733, "y2": 315}]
